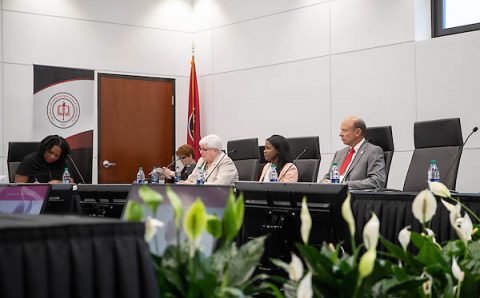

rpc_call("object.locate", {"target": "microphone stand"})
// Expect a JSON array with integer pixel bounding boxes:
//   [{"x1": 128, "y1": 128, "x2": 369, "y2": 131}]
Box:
[
  {"x1": 442, "y1": 126, "x2": 478, "y2": 188},
  {"x1": 67, "y1": 154, "x2": 86, "y2": 184},
  {"x1": 277, "y1": 147, "x2": 308, "y2": 181}
]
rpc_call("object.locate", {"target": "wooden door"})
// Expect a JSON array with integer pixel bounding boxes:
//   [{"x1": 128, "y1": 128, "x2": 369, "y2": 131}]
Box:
[{"x1": 98, "y1": 74, "x2": 175, "y2": 183}]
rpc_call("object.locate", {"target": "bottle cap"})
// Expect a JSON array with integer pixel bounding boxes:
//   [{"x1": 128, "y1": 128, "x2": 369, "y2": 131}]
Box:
[{"x1": 430, "y1": 160, "x2": 437, "y2": 164}]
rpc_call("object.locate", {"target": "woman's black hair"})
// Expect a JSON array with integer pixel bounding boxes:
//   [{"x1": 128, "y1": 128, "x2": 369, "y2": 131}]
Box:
[
  {"x1": 266, "y1": 135, "x2": 293, "y2": 173},
  {"x1": 38, "y1": 135, "x2": 71, "y2": 161}
]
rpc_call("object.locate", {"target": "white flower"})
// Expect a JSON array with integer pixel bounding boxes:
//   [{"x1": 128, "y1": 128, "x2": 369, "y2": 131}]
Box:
[
  {"x1": 297, "y1": 271, "x2": 313, "y2": 298},
  {"x1": 144, "y1": 216, "x2": 164, "y2": 241},
  {"x1": 398, "y1": 226, "x2": 411, "y2": 251},
  {"x1": 341, "y1": 193, "x2": 355, "y2": 237},
  {"x1": 421, "y1": 272, "x2": 433, "y2": 295},
  {"x1": 429, "y1": 181, "x2": 451, "y2": 198},
  {"x1": 452, "y1": 258, "x2": 464, "y2": 282},
  {"x1": 424, "y1": 228, "x2": 438, "y2": 243},
  {"x1": 288, "y1": 253, "x2": 304, "y2": 282},
  {"x1": 358, "y1": 249, "x2": 376, "y2": 279},
  {"x1": 454, "y1": 213, "x2": 473, "y2": 243},
  {"x1": 363, "y1": 213, "x2": 380, "y2": 251},
  {"x1": 412, "y1": 190, "x2": 437, "y2": 224},
  {"x1": 441, "y1": 199, "x2": 456, "y2": 213},
  {"x1": 301, "y1": 197, "x2": 312, "y2": 244}
]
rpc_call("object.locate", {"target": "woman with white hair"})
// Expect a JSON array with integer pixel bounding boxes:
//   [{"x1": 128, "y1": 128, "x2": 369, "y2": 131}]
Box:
[{"x1": 183, "y1": 134, "x2": 239, "y2": 185}]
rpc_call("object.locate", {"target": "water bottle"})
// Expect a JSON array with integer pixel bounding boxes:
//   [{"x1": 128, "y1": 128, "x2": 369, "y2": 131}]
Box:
[
  {"x1": 330, "y1": 162, "x2": 340, "y2": 184},
  {"x1": 151, "y1": 166, "x2": 159, "y2": 184},
  {"x1": 62, "y1": 167, "x2": 70, "y2": 184},
  {"x1": 428, "y1": 160, "x2": 440, "y2": 182},
  {"x1": 136, "y1": 166, "x2": 146, "y2": 184},
  {"x1": 269, "y1": 164, "x2": 278, "y2": 182},
  {"x1": 196, "y1": 167, "x2": 205, "y2": 185},
  {"x1": 174, "y1": 166, "x2": 182, "y2": 183}
]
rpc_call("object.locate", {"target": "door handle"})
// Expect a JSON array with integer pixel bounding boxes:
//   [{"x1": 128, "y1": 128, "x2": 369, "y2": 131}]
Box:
[{"x1": 103, "y1": 160, "x2": 117, "y2": 168}]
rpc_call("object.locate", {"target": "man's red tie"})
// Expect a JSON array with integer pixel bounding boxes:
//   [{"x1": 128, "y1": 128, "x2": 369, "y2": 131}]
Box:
[{"x1": 339, "y1": 148, "x2": 355, "y2": 175}]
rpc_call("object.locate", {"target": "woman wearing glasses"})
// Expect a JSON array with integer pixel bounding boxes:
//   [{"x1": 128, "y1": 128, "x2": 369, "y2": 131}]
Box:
[
  {"x1": 161, "y1": 144, "x2": 197, "y2": 182},
  {"x1": 183, "y1": 134, "x2": 239, "y2": 185}
]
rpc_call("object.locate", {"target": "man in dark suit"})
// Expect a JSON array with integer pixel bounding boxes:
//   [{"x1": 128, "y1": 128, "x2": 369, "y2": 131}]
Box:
[{"x1": 322, "y1": 116, "x2": 386, "y2": 190}]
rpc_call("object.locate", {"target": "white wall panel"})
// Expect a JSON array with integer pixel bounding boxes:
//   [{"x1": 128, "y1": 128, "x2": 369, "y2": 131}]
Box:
[
  {"x1": 4, "y1": 0, "x2": 193, "y2": 32},
  {"x1": 3, "y1": 11, "x2": 192, "y2": 76},
  {"x1": 212, "y1": 0, "x2": 328, "y2": 27},
  {"x1": 3, "y1": 64, "x2": 34, "y2": 153},
  {"x1": 331, "y1": 43, "x2": 416, "y2": 152},
  {"x1": 387, "y1": 150, "x2": 412, "y2": 190},
  {"x1": 331, "y1": 0, "x2": 414, "y2": 53},
  {"x1": 0, "y1": 158, "x2": 7, "y2": 181},
  {"x1": 416, "y1": 31, "x2": 480, "y2": 148},
  {"x1": 175, "y1": 77, "x2": 190, "y2": 148},
  {"x1": 197, "y1": 75, "x2": 214, "y2": 137},
  {"x1": 193, "y1": 0, "x2": 212, "y2": 31},
  {"x1": 212, "y1": 57, "x2": 331, "y2": 151},
  {"x1": 456, "y1": 149, "x2": 480, "y2": 193},
  {"x1": 212, "y1": 4, "x2": 329, "y2": 73},
  {"x1": 193, "y1": 30, "x2": 213, "y2": 76}
]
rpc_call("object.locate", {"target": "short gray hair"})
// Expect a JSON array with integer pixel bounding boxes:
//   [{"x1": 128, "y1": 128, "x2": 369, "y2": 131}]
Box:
[
  {"x1": 199, "y1": 134, "x2": 223, "y2": 150},
  {"x1": 353, "y1": 118, "x2": 366, "y2": 135}
]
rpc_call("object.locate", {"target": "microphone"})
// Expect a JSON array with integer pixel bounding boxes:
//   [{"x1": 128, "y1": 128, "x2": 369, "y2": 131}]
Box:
[
  {"x1": 203, "y1": 150, "x2": 235, "y2": 182},
  {"x1": 277, "y1": 147, "x2": 308, "y2": 181},
  {"x1": 67, "y1": 154, "x2": 86, "y2": 184},
  {"x1": 442, "y1": 126, "x2": 478, "y2": 187},
  {"x1": 165, "y1": 156, "x2": 186, "y2": 169}
]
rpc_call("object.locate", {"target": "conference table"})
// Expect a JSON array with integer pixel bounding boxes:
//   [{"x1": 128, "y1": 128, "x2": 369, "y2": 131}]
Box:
[
  {"x1": 351, "y1": 190, "x2": 480, "y2": 245},
  {"x1": 0, "y1": 214, "x2": 158, "y2": 298}
]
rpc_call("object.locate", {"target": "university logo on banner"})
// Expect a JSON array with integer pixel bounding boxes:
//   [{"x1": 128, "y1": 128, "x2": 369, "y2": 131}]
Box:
[{"x1": 46, "y1": 92, "x2": 81, "y2": 128}]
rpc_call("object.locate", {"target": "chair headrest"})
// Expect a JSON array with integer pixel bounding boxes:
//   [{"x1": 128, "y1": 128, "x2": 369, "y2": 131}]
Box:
[
  {"x1": 287, "y1": 136, "x2": 320, "y2": 159},
  {"x1": 364, "y1": 126, "x2": 394, "y2": 152},
  {"x1": 7, "y1": 142, "x2": 41, "y2": 162},
  {"x1": 227, "y1": 138, "x2": 260, "y2": 160},
  {"x1": 414, "y1": 118, "x2": 463, "y2": 148}
]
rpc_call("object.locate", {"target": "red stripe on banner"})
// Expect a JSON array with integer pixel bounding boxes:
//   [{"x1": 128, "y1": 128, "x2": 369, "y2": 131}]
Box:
[
  {"x1": 66, "y1": 130, "x2": 93, "y2": 150},
  {"x1": 187, "y1": 55, "x2": 201, "y2": 160},
  {"x1": 34, "y1": 78, "x2": 94, "y2": 94}
]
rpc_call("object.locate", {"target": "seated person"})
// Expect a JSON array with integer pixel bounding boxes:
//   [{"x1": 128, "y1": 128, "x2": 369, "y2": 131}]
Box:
[
  {"x1": 259, "y1": 135, "x2": 298, "y2": 183},
  {"x1": 322, "y1": 116, "x2": 385, "y2": 190},
  {"x1": 183, "y1": 134, "x2": 239, "y2": 185},
  {"x1": 15, "y1": 135, "x2": 73, "y2": 184},
  {"x1": 161, "y1": 144, "x2": 197, "y2": 182}
]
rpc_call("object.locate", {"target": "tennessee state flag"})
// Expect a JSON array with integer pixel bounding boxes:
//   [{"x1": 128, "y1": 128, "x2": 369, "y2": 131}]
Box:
[{"x1": 187, "y1": 55, "x2": 201, "y2": 160}]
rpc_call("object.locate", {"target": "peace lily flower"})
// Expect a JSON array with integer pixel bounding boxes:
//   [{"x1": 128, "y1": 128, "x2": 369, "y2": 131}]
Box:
[
  {"x1": 454, "y1": 213, "x2": 473, "y2": 243},
  {"x1": 452, "y1": 258, "x2": 464, "y2": 282},
  {"x1": 442, "y1": 199, "x2": 460, "y2": 214},
  {"x1": 398, "y1": 226, "x2": 411, "y2": 251},
  {"x1": 288, "y1": 253, "x2": 304, "y2": 282},
  {"x1": 297, "y1": 271, "x2": 313, "y2": 298},
  {"x1": 421, "y1": 272, "x2": 433, "y2": 295},
  {"x1": 412, "y1": 190, "x2": 437, "y2": 224},
  {"x1": 301, "y1": 197, "x2": 312, "y2": 244},
  {"x1": 358, "y1": 249, "x2": 376, "y2": 279},
  {"x1": 341, "y1": 193, "x2": 355, "y2": 237},
  {"x1": 429, "y1": 181, "x2": 451, "y2": 198},
  {"x1": 363, "y1": 213, "x2": 380, "y2": 251},
  {"x1": 144, "y1": 216, "x2": 164, "y2": 241}
]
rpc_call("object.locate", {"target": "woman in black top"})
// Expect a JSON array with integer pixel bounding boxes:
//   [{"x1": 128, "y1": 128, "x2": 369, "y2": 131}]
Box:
[
  {"x1": 15, "y1": 135, "x2": 71, "y2": 183},
  {"x1": 161, "y1": 144, "x2": 197, "y2": 182}
]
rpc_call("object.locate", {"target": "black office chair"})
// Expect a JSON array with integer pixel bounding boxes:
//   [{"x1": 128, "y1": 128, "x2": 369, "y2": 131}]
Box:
[
  {"x1": 7, "y1": 142, "x2": 40, "y2": 182},
  {"x1": 403, "y1": 118, "x2": 463, "y2": 192},
  {"x1": 257, "y1": 145, "x2": 267, "y2": 180},
  {"x1": 364, "y1": 126, "x2": 394, "y2": 187},
  {"x1": 287, "y1": 136, "x2": 321, "y2": 182},
  {"x1": 227, "y1": 138, "x2": 260, "y2": 181}
]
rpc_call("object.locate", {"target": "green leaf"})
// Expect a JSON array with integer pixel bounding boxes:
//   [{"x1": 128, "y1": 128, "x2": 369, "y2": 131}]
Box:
[
  {"x1": 234, "y1": 192, "x2": 245, "y2": 232},
  {"x1": 124, "y1": 200, "x2": 144, "y2": 222},
  {"x1": 138, "y1": 185, "x2": 163, "y2": 215},
  {"x1": 270, "y1": 258, "x2": 290, "y2": 274},
  {"x1": 223, "y1": 193, "x2": 238, "y2": 242},
  {"x1": 206, "y1": 214, "x2": 222, "y2": 239},
  {"x1": 226, "y1": 236, "x2": 266, "y2": 286},
  {"x1": 183, "y1": 199, "x2": 207, "y2": 242},
  {"x1": 166, "y1": 186, "x2": 183, "y2": 229}
]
